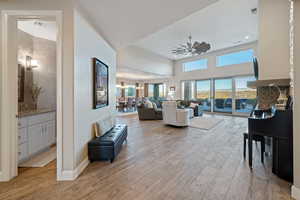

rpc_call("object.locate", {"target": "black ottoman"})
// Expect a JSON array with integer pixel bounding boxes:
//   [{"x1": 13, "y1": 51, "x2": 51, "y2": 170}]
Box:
[{"x1": 88, "y1": 124, "x2": 127, "y2": 163}]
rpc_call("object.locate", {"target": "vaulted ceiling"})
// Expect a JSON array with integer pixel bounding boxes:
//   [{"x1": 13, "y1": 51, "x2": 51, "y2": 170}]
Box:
[
  {"x1": 77, "y1": 0, "x2": 258, "y2": 80},
  {"x1": 135, "y1": 0, "x2": 258, "y2": 60},
  {"x1": 77, "y1": 0, "x2": 218, "y2": 49}
]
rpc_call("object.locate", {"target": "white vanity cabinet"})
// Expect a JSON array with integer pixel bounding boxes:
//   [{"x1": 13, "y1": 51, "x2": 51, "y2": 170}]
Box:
[{"x1": 18, "y1": 111, "x2": 56, "y2": 163}]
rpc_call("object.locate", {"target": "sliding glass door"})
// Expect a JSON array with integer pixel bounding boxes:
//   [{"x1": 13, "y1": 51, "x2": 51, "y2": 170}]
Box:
[
  {"x1": 234, "y1": 76, "x2": 256, "y2": 114},
  {"x1": 181, "y1": 76, "x2": 256, "y2": 115},
  {"x1": 196, "y1": 80, "x2": 211, "y2": 111},
  {"x1": 213, "y1": 78, "x2": 233, "y2": 113}
]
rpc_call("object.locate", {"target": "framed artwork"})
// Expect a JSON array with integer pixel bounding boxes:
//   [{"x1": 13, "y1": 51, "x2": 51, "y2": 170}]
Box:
[
  {"x1": 93, "y1": 58, "x2": 109, "y2": 109},
  {"x1": 170, "y1": 86, "x2": 176, "y2": 92}
]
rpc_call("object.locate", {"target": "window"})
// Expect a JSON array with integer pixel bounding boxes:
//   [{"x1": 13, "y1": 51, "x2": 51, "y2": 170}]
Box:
[
  {"x1": 125, "y1": 85, "x2": 136, "y2": 97},
  {"x1": 235, "y1": 76, "x2": 257, "y2": 114},
  {"x1": 214, "y1": 78, "x2": 233, "y2": 113},
  {"x1": 217, "y1": 49, "x2": 254, "y2": 67},
  {"x1": 116, "y1": 87, "x2": 121, "y2": 97},
  {"x1": 148, "y1": 84, "x2": 154, "y2": 97},
  {"x1": 196, "y1": 80, "x2": 211, "y2": 111},
  {"x1": 183, "y1": 59, "x2": 208, "y2": 72},
  {"x1": 181, "y1": 81, "x2": 195, "y2": 100},
  {"x1": 158, "y1": 84, "x2": 166, "y2": 97}
]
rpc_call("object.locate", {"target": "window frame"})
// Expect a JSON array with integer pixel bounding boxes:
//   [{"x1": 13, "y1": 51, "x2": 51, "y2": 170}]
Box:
[
  {"x1": 216, "y1": 49, "x2": 254, "y2": 67},
  {"x1": 182, "y1": 58, "x2": 208, "y2": 72}
]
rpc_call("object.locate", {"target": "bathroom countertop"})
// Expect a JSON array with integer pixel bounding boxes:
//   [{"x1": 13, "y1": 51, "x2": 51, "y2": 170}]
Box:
[{"x1": 18, "y1": 108, "x2": 56, "y2": 118}]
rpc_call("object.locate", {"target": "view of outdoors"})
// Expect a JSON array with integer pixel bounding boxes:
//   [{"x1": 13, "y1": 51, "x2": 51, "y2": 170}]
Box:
[
  {"x1": 148, "y1": 84, "x2": 154, "y2": 97},
  {"x1": 214, "y1": 79, "x2": 233, "y2": 113},
  {"x1": 217, "y1": 49, "x2": 254, "y2": 67},
  {"x1": 183, "y1": 59, "x2": 208, "y2": 72},
  {"x1": 235, "y1": 76, "x2": 257, "y2": 113},
  {"x1": 125, "y1": 85, "x2": 136, "y2": 97},
  {"x1": 196, "y1": 80, "x2": 211, "y2": 111},
  {"x1": 183, "y1": 76, "x2": 256, "y2": 114}
]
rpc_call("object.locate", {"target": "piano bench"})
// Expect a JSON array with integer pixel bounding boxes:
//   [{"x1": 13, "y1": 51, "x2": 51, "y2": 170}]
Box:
[{"x1": 243, "y1": 133, "x2": 265, "y2": 163}]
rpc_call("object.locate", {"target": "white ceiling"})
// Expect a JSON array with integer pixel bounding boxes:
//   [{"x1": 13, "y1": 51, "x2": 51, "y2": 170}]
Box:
[
  {"x1": 18, "y1": 20, "x2": 57, "y2": 41},
  {"x1": 77, "y1": 0, "x2": 218, "y2": 49},
  {"x1": 117, "y1": 67, "x2": 170, "y2": 80},
  {"x1": 135, "y1": 0, "x2": 258, "y2": 60}
]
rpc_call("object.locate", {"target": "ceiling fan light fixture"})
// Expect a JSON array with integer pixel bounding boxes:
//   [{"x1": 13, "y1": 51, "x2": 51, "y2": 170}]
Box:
[{"x1": 172, "y1": 35, "x2": 211, "y2": 56}]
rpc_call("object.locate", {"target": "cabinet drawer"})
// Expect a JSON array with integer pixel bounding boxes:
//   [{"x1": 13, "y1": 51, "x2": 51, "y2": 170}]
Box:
[
  {"x1": 18, "y1": 128, "x2": 28, "y2": 144},
  {"x1": 18, "y1": 118, "x2": 27, "y2": 128},
  {"x1": 18, "y1": 143, "x2": 28, "y2": 162},
  {"x1": 27, "y1": 112, "x2": 55, "y2": 126}
]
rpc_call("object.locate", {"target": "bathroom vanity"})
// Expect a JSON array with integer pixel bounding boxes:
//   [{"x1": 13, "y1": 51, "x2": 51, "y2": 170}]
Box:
[{"x1": 18, "y1": 110, "x2": 56, "y2": 163}]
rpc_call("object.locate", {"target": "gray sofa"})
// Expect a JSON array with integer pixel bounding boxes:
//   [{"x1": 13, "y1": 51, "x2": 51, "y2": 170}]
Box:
[{"x1": 137, "y1": 103, "x2": 163, "y2": 120}]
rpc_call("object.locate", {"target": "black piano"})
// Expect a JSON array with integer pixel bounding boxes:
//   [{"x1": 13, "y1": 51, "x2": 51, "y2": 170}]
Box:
[{"x1": 248, "y1": 106, "x2": 293, "y2": 182}]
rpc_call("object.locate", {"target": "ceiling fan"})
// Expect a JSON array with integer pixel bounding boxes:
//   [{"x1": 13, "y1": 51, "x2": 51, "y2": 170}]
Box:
[{"x1": 172, "y1": 35, "x2": 211, "y2": 56}]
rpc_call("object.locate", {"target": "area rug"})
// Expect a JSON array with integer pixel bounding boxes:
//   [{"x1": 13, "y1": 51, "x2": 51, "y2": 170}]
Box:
[
  {"x1": 19, "y1": 146, "x2": 56, "y2": 167},
  {"x1": 189, "y1": 117, "x2": 224, "y2": 130}
]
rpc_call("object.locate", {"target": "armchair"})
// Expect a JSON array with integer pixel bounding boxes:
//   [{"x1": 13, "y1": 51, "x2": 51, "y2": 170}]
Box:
[{"x1": 162, "y1": 101, "x2": 190, "y2": 127}]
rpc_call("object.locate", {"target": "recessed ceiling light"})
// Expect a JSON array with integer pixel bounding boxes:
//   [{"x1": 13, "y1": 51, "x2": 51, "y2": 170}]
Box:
[{"x1": 245, "y1": 35, "x2": 250, "y2": 40}]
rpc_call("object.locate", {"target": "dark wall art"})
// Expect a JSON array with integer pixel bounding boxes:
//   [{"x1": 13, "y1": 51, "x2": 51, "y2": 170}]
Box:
[{"x1": 93, "y1": 58, "x2": 109, "y2": 109}]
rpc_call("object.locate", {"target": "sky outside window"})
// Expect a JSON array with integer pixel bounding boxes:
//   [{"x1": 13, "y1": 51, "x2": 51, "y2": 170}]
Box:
[{"x1": 217, "y1": 49, "x2": 254, "y2": 67}]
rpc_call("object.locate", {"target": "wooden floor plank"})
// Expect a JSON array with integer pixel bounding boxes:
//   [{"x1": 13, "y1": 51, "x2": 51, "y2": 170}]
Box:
[{"x1": 0, "y1": 114, "x2": 293, "y2": 200}]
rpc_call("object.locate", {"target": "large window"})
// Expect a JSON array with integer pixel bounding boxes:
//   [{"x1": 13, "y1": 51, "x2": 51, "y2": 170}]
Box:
[
  {"x1": 214, "y1": 78, "x2": 233, "y2": 113},
  {"x1": 217, "y1": 49, "x2": 254, "y2": 67},
  {"x1": 183, "y1": 59, "x2": 208, "y2": 72},
  {"x1": 235, "y1": 76, "x2": 256, "y2": 114},
  {"x1": 148, "y1": 84, "x2": 154, "y2": 97},
  {"x1": 148, "y1": 83, "x2": 166, "y2": 99},
  {"x1": 158, "y1": 84, "x2": 166, "y2": 97},
  {"x1": 196, "y1": 80, "x2": 211, "y2": 111},
  {"x1": 181, "y1": 81, "x2": 195, "y2": 101},
  {"x1": 125, "y1": 85, "x2": 136, "y2": 97}
]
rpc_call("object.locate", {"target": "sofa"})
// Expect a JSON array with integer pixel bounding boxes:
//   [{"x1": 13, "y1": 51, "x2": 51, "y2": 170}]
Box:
[
  {"x1": 137, "y1": 103, "x2": 163, "y2": 120},
  {"x1": 177, "y1": 100, "x2": 203, "y2": 117}
]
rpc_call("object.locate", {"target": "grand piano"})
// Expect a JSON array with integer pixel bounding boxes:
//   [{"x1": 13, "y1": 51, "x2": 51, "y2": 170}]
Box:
[{"x1": 248, "y1": 100, "x2": 293, "y2": 182}]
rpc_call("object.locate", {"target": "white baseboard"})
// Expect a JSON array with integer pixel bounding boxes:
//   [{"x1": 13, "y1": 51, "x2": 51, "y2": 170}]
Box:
[
  {"x1": 57, "y1": 158, "x2": 89, "y2": 181},
  {"x1": 292, "y1": 185, "x2": 300, "y2": 200}
]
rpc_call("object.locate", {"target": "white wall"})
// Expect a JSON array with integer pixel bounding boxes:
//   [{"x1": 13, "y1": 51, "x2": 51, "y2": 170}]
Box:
[
  {"x1": 293, "y1": 0, "x2": 300, "y2": 195},
  {"x1": 0, "y1": 0, "x2": 75, "y2": 174},
  {"x1": 257, "y1": 0, "x2": 290, "y2": 80},
  {"x1": 173, "y1": 42, "x2": 256, "y2": 99},
  {"x1": 117, "y1": 45, "x2": 173, "y2": 76},
  {"x1": 74, "y1": 9, "x2": 116, "y2": 166}
]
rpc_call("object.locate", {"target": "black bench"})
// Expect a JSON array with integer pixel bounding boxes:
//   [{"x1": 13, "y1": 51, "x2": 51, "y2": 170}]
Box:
[{"x1": 88, "y1": 124, "x2": 127, "y2": 163}]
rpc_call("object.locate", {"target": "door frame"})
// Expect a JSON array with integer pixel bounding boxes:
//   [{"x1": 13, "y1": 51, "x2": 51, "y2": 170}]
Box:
[{"x1": 0, "y1": 10, "x2": 63, "y2": 181}]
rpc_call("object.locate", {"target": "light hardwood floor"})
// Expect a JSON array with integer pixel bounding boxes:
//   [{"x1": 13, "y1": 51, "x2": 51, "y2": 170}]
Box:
[{"x1": 0, "y1": 114, "x2": 293, "y2": 200}]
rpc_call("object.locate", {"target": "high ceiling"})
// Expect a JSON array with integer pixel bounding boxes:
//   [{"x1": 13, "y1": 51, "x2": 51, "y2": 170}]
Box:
[
  {"x1": 135, "y1": 0, "x2": 258, "y2": 60},
  {"x1": 77, "y1": 0, "x2": 218, "y2": 49},
  {"x1": 78, "y1": 0, "x2": 258, "y2": 79}
]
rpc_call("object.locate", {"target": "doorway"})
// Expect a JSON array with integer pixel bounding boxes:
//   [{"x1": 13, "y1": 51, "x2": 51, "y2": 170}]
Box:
[
  {"x1": 17, "y1": 18, "x2": 57, "y2": 171},
  {"x1": 1, "y1": 11, "x2": 63, "y2": 181}
]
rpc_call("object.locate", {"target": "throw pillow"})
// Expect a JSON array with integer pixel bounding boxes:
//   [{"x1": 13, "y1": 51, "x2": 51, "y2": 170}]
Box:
[
  {"x1": 152, "y1": 102, "x2": 158, "y2": 110},
  {"x1": 189, "y1": 102, "x2": 198, "y2": 108},
  {"x1": 145, "y1": 100, "x2": 153, "y2": 108}
]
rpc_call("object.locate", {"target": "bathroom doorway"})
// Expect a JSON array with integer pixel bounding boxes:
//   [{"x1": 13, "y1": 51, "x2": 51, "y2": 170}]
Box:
[
  {"x1": 0, "y1": 11, "x2": 63, "y2": 181},
  {"x1": 17, "y1": 18, "x2": 57, "y2": 171}
]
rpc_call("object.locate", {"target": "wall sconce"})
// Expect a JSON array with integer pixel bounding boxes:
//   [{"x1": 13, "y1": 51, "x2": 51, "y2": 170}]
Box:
[{"x1": 26, "y1": 56, "x2": 39, "y2": 70}]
